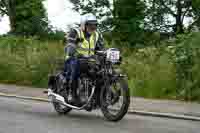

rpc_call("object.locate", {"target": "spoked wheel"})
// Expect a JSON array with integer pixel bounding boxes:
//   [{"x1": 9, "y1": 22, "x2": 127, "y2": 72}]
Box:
[
  {"x1": 52, "y1": 102, "x2": 72, "y2": 115},
  {"x1": 100, "y1": 78, "x2": 130, "y2": 122},
  {"x1": 49, "y1": 79, "x2": 72, "y2": 115}
]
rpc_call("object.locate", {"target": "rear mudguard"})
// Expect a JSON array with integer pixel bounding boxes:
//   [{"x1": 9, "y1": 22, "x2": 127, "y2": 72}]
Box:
[{"x1": 48, "y1": 75, "x2": 57, "y2": 87}]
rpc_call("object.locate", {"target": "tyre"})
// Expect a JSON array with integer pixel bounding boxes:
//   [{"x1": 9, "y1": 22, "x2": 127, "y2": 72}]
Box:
[
  {"x1": 52, "y1": 102, "x2": 72, "y2": 115},
  {"x1": 100, "y1": 78, "x2": 130, "y2": 122},
  {"x1": 48, "y1": 77, "x2": 72, "y2": 115}
]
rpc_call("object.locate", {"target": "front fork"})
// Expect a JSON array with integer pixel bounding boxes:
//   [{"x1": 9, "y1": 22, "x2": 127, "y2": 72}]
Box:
[{"x1": 104, "y1": 74, "x2": 127, "y2": 105}]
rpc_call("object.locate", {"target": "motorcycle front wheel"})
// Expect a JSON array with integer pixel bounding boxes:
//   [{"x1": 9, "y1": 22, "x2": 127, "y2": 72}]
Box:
[{"x1": 100, "y1": 78, "x2": 130, "y2": 122}]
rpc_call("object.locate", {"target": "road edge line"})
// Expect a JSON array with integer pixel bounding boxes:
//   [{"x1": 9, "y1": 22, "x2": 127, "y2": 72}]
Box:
[
  {"x1": 0, "y1": 92, "x2": 50, "y2": 102},
  {"x1": 128, "y1": 110, "x2": 200, "y2": 121}
]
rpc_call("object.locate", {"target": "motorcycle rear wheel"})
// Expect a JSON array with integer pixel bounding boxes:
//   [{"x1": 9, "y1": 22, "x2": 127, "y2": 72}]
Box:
[
  {"x1": 49, "y1": 82, "x2": 72, "y2": 115},
  {"x1": 52, "y1": 102, "x2": 72, "y2": 115}
]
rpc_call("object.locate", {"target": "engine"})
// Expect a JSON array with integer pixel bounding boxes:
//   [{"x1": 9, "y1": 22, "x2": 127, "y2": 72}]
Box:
[{"x1": 77, "y1": 77, "x2": 93, "y2": 104}]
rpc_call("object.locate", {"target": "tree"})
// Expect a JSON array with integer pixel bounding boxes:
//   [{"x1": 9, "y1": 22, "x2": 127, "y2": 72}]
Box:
[
  {"x1": 69, "y1": 0, "x2": 113, "y2": 32},
  {"x1": 0, "y1": 0, "x2": 49, "y2": 36},
  {"x1": 113, "y1": 0, "x2": 145, "y2": 46},
  {"x1": 144, "y1": 0, "x2": 195, "y2": 34},
  {"x1": 0, "y1": 0, "x2": 16, "y2": 32},
  {"x1": 189, "y1": 0, "x2": 200, "y2": 31},
  {"x1": 15, "y1": 0, "x2": 49, "y2": 36},
  {"x1": 69, "y1": 0, "x2": 146, "y2": 45}
]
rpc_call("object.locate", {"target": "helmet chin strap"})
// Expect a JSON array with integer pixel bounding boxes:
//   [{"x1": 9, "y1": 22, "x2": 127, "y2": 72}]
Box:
[{"x1": 84, "y1": 25, "x2": 93, "y2": 36}]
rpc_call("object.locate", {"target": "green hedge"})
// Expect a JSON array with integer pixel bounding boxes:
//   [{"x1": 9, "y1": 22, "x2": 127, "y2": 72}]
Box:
[
  {"x1": 0, "y1": 36, "x2": 64, "y2": 88},
  {"x1": 121, "y1": 32, "x2": 200, "y2": 101}
]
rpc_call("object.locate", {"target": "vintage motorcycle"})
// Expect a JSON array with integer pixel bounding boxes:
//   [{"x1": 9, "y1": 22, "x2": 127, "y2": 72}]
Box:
[{"x1": 46, "y1": 48, "x2": 130, "y2": 122}]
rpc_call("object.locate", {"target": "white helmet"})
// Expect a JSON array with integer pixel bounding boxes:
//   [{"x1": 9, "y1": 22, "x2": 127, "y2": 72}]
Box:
[{"x1": 80, "y1": 13, "x2": 98, "y2": 26}]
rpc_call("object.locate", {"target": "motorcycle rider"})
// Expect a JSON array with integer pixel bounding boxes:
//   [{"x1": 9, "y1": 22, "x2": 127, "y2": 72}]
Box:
[{"x1": 64, "y1": 13, "x2": 104, "y2": 104}]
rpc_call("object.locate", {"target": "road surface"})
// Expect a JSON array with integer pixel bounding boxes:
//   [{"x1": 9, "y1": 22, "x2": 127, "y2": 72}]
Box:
[{"x1": 0, "y1": 96, "x2": 199, "y2": 133}]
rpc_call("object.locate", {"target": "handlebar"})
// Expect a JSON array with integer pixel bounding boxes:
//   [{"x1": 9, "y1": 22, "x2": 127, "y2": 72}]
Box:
[{"x1": 95, "y1": 50, "x2": 106, "y2": 56}]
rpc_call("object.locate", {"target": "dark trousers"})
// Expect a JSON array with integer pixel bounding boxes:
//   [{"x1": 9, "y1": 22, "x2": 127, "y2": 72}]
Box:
[
  {"x1": 64, "y1": 57, "x2": 80, "y2": 100},
  {"x1": 64, "y1": 57, "x2": 80, "y2": 81}
]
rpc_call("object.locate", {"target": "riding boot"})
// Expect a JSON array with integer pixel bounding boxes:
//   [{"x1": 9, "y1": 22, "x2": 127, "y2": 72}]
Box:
[{"x1": 69, "y1": 80, "x2": 82, "y2": 106}]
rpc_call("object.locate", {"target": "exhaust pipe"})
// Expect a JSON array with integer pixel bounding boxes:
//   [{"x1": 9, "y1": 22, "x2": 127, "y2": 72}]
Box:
[{"x1": 47, "y1": 87, "x2": 95, "y2": 110}]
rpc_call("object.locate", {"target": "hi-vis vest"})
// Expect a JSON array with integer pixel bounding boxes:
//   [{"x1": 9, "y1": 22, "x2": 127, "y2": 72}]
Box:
[
  {"x1": 65, "y1": 28, "x2": 99, "y2": 59},
  {"x1": 75, "y1": 28, "x2": 99, "y2": 56}
]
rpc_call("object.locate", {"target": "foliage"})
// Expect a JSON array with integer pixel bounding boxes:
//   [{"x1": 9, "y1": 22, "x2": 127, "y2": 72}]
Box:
[
  {"x1": 46, "y1": 30, "x2": 66, "y2": 41},
  {"x1": 190, "y1": 0, "x2": 200, "y2": 30},
  {"x1": 0, "y1": 0, "x2": 49, "y2": 36},
  {"x1": 120, "y1": 32, "x2": 200, "y2": 101},
  {"x1": 14, "y1": 0, "x2": 49, "y2": 36},
  {"x1": 0, "y1": 36, "x2": 64, "y2": 87},
  {"x1": 113, "y1": 0, "x2": 146, "y2": 46},
  {"x1": 165, "y1": 32, "x2": 200, "y2": 100},
  {"x1": 69, "y1": 0, "x2": 200, "y2": 35},
  {"x1": 121, "y1": 46, "x2": 177, "y2": 99},
  {"x1": 69, "y1": 0, "x2": 146, "y2": 46},
  {"x1": 144, "y1": 0, "x2": 195, "y2": 34},
  {"x1": 69, "y1": 0, "x2": 113, "y2": 32}
]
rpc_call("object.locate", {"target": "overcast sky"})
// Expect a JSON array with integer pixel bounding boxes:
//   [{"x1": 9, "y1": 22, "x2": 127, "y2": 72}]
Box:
[{"x1": 0, "y1": 0, "x2": 80, "y2": 34}]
